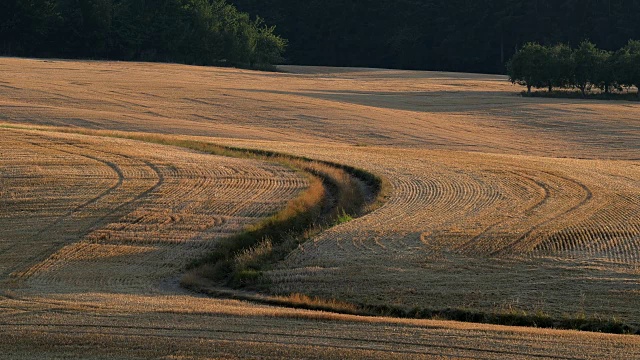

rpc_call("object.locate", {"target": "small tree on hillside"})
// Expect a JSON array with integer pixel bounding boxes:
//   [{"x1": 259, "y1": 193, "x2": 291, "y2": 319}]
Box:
[
  {"x1": 572, "y1": 41, "x2": 602, "y2": 96},
  {"x1": 507, "y1": 42, "x2": 548, "y2": 93},
  {"x1": 547, "y1": 43, "x2": 574, "y2": 92},
  {"x1": 616, "y1": 40, "x2": 640, "y2": 98},
  {"x1": 594, "y1": 50, "x2": 617, "y2": 94}
]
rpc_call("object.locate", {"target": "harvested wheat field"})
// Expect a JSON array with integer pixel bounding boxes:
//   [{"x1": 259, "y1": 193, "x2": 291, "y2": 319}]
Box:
[{"x1": 1, "y1": 58, "x2": 640, "y2": 358}]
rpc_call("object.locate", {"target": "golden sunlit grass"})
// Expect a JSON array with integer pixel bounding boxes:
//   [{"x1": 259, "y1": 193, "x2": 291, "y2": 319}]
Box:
[
  {"x1": 0, "y1": 58, "x2": 639, "y2": 358},
  {"x1": 1, "y1": 59, "x2": 638, "y2": 159}
]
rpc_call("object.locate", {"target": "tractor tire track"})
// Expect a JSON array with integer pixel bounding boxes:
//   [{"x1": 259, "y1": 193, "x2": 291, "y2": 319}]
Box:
[
  {"x1": 0, "y1": 137, "x2": 124, "y2": 278},
  {"x1": 5, "y1": 135, "x2": 164, "y2": 280},
  {"x1": 454, "y1": 169, "x2": 552, "y2": 255},
  {"x1": 490, "y1": 170, "x2": 593, "y2": 257}
]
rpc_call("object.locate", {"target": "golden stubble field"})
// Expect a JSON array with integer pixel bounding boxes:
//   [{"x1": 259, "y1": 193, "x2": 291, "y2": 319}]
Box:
[
  {"x1": 0, "y1": 57, "x2": 639, "y2": 358},
  {"x1": 0, "y1": 129, "x2": 308, "y2": 293}
]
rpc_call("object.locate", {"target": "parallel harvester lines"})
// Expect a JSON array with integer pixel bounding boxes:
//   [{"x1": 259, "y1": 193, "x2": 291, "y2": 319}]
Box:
[
  {"x1": 227, "y1": 177, "x2": 281, "y2": 218},
  {"x1": 1, "y1": 137, "x2": 126, "y2": 278},
  {"x1": 580, "y1": 213, "x2": 634, "y2": 260},
  {"x1": 534, "y1": 200, "x2": 640, "y2": 263},
  {"x1": 214, "y1": 138, "x2": 640, "y2": 324},
  {"x1": 465, "y1": 171, "x2": 504, "y2": 217},
  {"x1": 2, "y1": 134, "x2": 162, "y2": 278},
  {"x1": 23, "y1": 140, "x2": 125, "y2": 235},
  {"x1": 3, "y1": 61, "x2": 640, "y2": 357},
  {"x1": 455, "y1": 169, "x2": 551, "y2": 255},
  {"x1": 377, "y1": 166, "x2": 509, "y2": 256},
  {"x1": 382, "y1": 176, "x2": 435, "y2": 226},
  {"x1": 491, "y1": 170, "x2": 594, "y2": 257},
  {"x1": 15, "y1": 154, "x2": 164, "y2": 280},
  {"x1": 1, "y1": 129, "x2": 309, "y2": 291}
]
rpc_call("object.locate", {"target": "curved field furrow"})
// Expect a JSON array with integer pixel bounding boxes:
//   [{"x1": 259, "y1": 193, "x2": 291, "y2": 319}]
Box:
[
  {"x1": 0, "y1": 136, "x2": 126, "y2": 278},
  {"x1": 451, "y1": 169, "x2": 545, "y2": 255},
  {"x1": 534, "y1": 205, "x2": 640, "y2": 263},
  {"x1": 0, "y1": 129, "x2": 307, "y2": 294},
  {"x1": 13, "y1": 145, "x2": 164, "y2": 281},
  {"x1": 495, "y1": 170, "x2": 594, "y2": 256},
  {"x1": 22, "y1": 142, "x2": 126, "y2": 227},
  {"x1": 525, "y1": 165, "x2": 640, "y2": 263},
  {"x1": 209, "y1": 140, "x2": 640, "y2": 324},
  {"x1": 0, "y1": 138, "x2": 120, "y2": 216}
]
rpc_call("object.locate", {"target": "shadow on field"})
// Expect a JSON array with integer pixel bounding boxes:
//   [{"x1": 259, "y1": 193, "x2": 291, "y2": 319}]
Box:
[
  {"x1": 242, "y1": 88, "x2": 640, "y2": 155},
  {"x1": 244, "y1": 88, "x2": 518, "y2": 113}
]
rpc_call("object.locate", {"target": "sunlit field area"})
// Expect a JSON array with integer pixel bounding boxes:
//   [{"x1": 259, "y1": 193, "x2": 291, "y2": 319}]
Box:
[{"x1": 1, "y1": 58, "x2": 639, "y2": 358}]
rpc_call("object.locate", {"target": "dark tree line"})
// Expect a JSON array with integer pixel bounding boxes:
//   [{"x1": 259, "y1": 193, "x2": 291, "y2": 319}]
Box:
[
  {"x1": 3, "y1": 0, "x2": 640, "y2": 73},
  {"x1": 230, "y1": 0, "x2": 640, "y2": 73},
  {"x1": 0, "y1": 0, "x2": 286, "y2": 67},
  {"x1": 508, "y1": 40, "x2": 640, "y2": 97}
]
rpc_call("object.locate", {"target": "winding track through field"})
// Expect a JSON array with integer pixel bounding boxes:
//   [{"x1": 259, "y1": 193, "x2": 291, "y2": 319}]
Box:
[
  {"x1": 214, "y1": 131, "x2": 640, "y2": 323},
  {"x1": 1, "y1": 128, "x2": 638, "y2": 358}
]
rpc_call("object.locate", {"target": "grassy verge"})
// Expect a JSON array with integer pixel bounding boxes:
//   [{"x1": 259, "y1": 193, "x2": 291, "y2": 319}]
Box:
[
  {"x1": 182, "y1": 286, "x2": 640, "y2": 335},
  {"x1": 521, "y1": 90, "x2": 640, "y2": 101},
  {"x1": 182, "y1": 155, "x2": 379, "y2": 288}
]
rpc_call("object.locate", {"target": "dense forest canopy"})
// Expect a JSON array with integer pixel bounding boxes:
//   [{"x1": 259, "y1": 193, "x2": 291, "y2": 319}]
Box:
[
  {"x1": 3, "y1": 0, "x2": 640, "y2": 73},
  {"x1": 0, "y1": 0, "x2": 286, "y2": 67},
  {"x1": 230, "y1": 0, "x2": 640, "y2": 73}
]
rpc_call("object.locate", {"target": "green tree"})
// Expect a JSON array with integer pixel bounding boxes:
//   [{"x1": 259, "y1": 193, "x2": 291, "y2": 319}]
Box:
[
  {"x1": 546, "y1": 43, "x2": 573, "y2": 92},
  {"x1": 250, "y1": 19, "x2": 287, "y2": 67},
  {"x1": 1, "y1": 0, "x2": 285, "y2": 68},
  {"x1": 594, "y1": 50, "x2": 616, "y2": 94},
  {"x1": 4, "y1": 0, "x2": 640, "y2": 74},
  {"x1": 572, "y1": 41, "x2": 603, "y2": 96},
  {"x1": 508, "y1": 43, "x2": 550, "y2": 93},
  {"x1": 0, "y1": 0, "x2": 60, "y2": 55},
  {"x1": 616, "y1": 40, "x2": 640, "y2": 98},
  {"x1": 230, "y1": 0, "x2": 640, "y2": 74}
]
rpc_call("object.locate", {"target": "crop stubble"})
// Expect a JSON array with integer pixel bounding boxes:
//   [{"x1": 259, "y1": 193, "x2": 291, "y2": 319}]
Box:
[
  {"x1": 0, "y1": 58, "x2": 639, "y2": 358},
  {"x1": 0, "y1": 129, "x2": 307, "y2": 293},
  {"x1": 204, "y1": 139, "x2": 639, "y2": 321}
]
